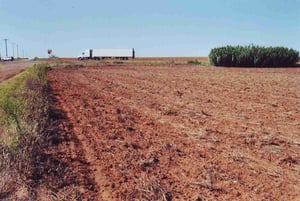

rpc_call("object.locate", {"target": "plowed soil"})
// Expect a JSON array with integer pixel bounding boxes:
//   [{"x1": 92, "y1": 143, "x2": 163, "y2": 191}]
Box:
[{"x1": 43, "y1": 64, "x2": 300, "y2": 200}]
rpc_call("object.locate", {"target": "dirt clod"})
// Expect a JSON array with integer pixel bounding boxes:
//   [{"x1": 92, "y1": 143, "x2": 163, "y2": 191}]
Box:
[{"x1": 37, "y1": 64, "x2": 300, "y2": 200}]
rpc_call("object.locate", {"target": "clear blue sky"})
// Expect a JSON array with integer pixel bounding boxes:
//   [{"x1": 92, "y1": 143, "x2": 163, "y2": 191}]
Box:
[{"x1": 0, "y1": 0, "x2": 299, "y2": 58}]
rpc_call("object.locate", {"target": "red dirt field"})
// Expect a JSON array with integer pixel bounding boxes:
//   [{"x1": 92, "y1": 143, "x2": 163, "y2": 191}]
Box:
[{"x1": 40, "y1": 64, "x2": 299, "y2": 200}]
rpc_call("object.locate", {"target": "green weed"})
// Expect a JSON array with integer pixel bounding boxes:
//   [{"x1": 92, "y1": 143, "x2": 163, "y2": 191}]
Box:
[{"x1": 187, "y1": 60, "x2": 209, "y2": 66}]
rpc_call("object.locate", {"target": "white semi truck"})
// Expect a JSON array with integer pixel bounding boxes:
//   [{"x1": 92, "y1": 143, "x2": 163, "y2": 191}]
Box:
[
  {"x1": 0, "y1": 56, "x2": 14, "y2": 61},
  {"x1": 78, "y1": 48, "x2": 135, "y2": 60}
]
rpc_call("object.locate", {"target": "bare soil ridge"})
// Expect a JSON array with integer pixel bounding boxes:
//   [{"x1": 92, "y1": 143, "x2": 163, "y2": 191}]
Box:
[{"x1": 40, "y1": 64, "x2": 300, "y2": 200}]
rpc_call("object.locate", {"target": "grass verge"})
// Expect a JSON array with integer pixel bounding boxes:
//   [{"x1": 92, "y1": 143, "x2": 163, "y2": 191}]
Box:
[{"x1": 0, "y1": 63, "x2": 51, "y2": 200}]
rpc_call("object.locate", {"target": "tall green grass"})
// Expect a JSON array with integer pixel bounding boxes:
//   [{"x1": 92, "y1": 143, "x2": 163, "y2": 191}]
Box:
[
  {"x1": 0, "y1": 63, "x2": 51, "y2": 198},
  {"x1": 209, "y1": 45, "x2": 299, "y2": 67}
]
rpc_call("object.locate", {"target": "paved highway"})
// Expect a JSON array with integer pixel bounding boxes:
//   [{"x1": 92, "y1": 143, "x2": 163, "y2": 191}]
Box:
[{"x1": 0, "y1": 60, "x2": 38, "y2": 83}]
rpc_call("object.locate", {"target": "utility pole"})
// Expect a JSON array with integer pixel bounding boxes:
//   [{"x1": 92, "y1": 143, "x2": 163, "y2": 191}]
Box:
[
  {"x1": 4, "y1": 39, "x2": 8, "y2": 57},
  {"x1": 16, "y1": 44, "x2": 19, "y2": 58},
  {"x1": 22, "y1": 48, "x2": 24, "y2": 58}
]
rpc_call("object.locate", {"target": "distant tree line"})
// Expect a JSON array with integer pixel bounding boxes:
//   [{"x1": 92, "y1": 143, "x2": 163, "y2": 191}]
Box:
[{"x1": 209, "y1": 45, "x2": 299, "y2": 67}]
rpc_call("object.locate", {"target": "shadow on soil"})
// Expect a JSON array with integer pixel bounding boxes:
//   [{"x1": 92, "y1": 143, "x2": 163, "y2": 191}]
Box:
[{"x1": 29, "y1": 90, "x2": 97, "y2": 199}]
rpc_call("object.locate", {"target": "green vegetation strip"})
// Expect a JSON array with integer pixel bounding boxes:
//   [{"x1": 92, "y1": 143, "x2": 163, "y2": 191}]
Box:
[
  {"x1": 209, "y1": 45, "x2": 299, "y2": 67},
  {"x1": 187, "y1": 60, "x2": 209, "y2": 66},
  {"x1": 0, "y1": 63, "x2": 50, "y2": 194}
]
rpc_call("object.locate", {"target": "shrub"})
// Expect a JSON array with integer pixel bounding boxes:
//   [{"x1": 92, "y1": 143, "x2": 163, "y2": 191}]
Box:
[
  {"x1": 187, "y1": 60, "x2": 209, "y2": 66},
  {"x1": 208, "y1": 45, "x2": 299, "y2": 67},
  {"x1": 113, "y1": 61, "x2": 124, "y2": 64},
  {"x1": 187, "y1": 60, "x2": 202, "y2": 65}
]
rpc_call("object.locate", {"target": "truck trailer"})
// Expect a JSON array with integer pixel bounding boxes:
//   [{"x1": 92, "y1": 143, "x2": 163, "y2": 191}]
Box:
[
  {"x1": 0, "y1": 56, "x2": 14, "y2": 61},
  {"x1": 78, "y1": 48, "x2": 135, "y2": 60}
]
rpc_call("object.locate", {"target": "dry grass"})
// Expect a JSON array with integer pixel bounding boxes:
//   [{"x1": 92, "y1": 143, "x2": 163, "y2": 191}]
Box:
[
  {"x1": 127, "y1": 176, "x2": 171, "y2": 201},
  {"x1": 44, "y1": 185, "x2": 81, "y2": 201},
  {"x1": 43, "y1": 57, "x2": 210, "y2": 68},
  {"x1": 0, "y1": 63, "x2": 51, "y2": 200}
]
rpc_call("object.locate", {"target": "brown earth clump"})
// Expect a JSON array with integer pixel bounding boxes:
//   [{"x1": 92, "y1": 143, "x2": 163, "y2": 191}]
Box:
[{"x1": 36, "y1": 64, "x2": 299, "y2": 200}]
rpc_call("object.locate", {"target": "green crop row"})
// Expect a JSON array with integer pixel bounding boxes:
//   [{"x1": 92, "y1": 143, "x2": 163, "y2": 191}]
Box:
[{"x1": 209, "y1": 45, "x2": 299, "y2": 67}]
